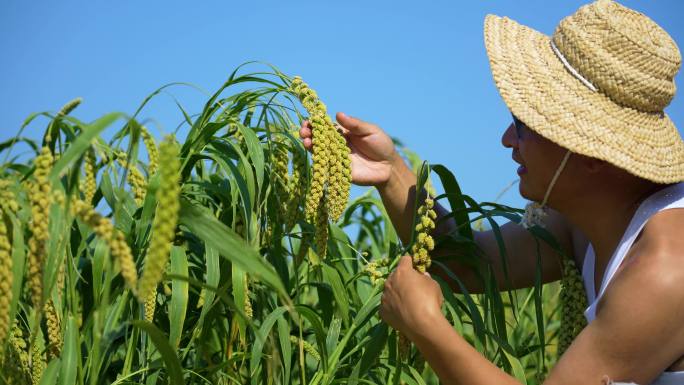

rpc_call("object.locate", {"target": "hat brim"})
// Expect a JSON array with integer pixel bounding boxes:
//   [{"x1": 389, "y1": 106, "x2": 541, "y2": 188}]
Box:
[{"x1": 484, "y1": 14, "x2": 684, "y2": 183}]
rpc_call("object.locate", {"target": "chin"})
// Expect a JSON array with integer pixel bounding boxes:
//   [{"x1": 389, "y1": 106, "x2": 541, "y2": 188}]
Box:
[{"x1": 517, "y1": 177, "x2": 538, "y2": 202}]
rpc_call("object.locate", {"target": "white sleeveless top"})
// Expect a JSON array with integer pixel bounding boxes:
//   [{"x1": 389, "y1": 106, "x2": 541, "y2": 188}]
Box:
[{"x1": 582, "y1": 182, "x2": 684, "y2": 385}]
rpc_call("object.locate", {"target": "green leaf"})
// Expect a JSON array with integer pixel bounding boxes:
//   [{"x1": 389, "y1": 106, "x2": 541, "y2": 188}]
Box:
[
  {"x1": 59, "y1": 317, "x2": 80, "y2": 385},
  {"x1": 50, "y1": 112, "x2": 124, "y2": 182},
  {"x1": 250, "y1": 306, "x2": 288, "y2": 385},
  {"x1": 431, "y1": 164, "x2": 474, "y2": 242},
  {"x1": 168, "y1": 246, "x2": 189, "y2": 349},
  {"x1": 40, "y1": 358, "x2": 61, "y2": 385},
  {"x1": 131, "y1": 320, "x2": 184, "y2": 385},
  {"x1": 321, "y1": 263, "x2": 350, "y2": 325},
  {"x1": 178, "y1": 199, "x2": 289, "y2": 300}
]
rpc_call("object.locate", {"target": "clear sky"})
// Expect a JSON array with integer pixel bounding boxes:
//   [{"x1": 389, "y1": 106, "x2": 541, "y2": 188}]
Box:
[{"x1": 2, "y1": 1, "x2": 683, "y2": 222}]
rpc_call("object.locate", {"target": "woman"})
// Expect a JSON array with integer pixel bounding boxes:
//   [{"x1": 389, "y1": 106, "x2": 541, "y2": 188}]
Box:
[{"x1": 300, "y1": 0, "x2": 684, "y2": 383}]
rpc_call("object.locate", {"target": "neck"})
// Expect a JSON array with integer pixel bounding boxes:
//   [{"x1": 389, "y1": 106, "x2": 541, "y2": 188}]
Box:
[{"x1": 559, "y1": 182, "x2": 667, "y2": 263}]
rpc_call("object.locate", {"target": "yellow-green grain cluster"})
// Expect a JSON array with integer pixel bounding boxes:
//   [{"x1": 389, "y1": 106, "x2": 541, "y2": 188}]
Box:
[
  {"x1": 0, "y1": 212, "x2": 11, "y2": 350},
  {"x1": 557, "y1": 255, "x2": 588, "y2": 356},
  {"x1": 71, "y1": 199, "x2": 139, "y2": 297},
  {"x1": 115, "y1": 152, "x2": 147, "y2": 205},
  {"x1": 83, "y1": 149, "x2": 97, "y2": 202},
  {"x1": 0, "y1": 180, "x2": 19, "y2": 213},
  {"x1": 272, "y1": 137, "x2": 290, "y2": 221},
  {"x1": 363, "y1": 257, "x2": 389, "y2": 286},
  {"x1": 45, "y1": 260, "x2": 66, "y2": 358},
  {"x1": 411, "y1": 197, "x2": 436, "y2": 273},
  {"x1": 313, "y1": 193, "x2": 329, "y2": 258},
  {"x1": 44, "y1": 300, "x2": 62, "y2": 359},
  {"x1": 138, "y1": 136, "x2": 181, "y2": 308},
  {"x1": 243, "y1": 274, "x2": 253, "y2": 320},
  {"x1": 141, "y1": 126, "x2": 159, "y2": 176},
  {"x1": 1, "y1": 323, "x2": 31, "y2": 384},
  {"x1": 289, "y1": 335, "x2": 320, "y2": 362},
  {"x1": 290, "y1": 76, "x2": 351, "y2": 256},
  {"x1": 285, "y1": 145, "x2": 307, "y2": 230},
  {"x1": 269, "y1": 132, "x2": 309, "y2": 233},
  {"x1": 31, "y1": 332, "x2": 45, "y2": 385},
  {"x1": 56, "y1": 97, "x2": 82, "y2": 117},
  {"x1": 144, "y1": 290, "x2": 157, "y2": 322},
  {"x1": 27, "y1": 147, "x2": 54, "y2": 308}
]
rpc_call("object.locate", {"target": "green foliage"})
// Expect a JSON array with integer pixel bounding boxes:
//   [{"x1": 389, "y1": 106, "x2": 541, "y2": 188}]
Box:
[{"x1": 0, "y1": 63, "x2": 565, "y2": 384}]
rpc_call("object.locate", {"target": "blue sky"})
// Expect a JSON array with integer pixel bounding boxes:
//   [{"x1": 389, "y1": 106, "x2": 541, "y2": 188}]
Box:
[{"x1": 2, "y1": 1, "x2": 683, "y2": 223}]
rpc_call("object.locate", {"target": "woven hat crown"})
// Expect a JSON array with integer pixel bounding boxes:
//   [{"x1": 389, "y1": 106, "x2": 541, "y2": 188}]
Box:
[{"x1": 552, "y1": 0, "x2": 682, "y2": 112}]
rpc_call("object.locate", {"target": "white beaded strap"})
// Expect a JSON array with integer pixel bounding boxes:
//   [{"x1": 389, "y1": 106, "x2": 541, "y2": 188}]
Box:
[
  {"x1": 550, "y1": 40, "x2": 598, "y2": 92},
  {"x1": 520, "y1": 149, "x2": 572, "y2": 229}
]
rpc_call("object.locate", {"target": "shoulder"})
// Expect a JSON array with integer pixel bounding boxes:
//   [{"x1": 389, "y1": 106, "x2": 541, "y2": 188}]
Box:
[
  {"x1": 628, "y1": 207, "x2": 684, "y2": 281},
  {"x1": 614, "y1": 207, "x2": 684, "y2": 295},
  {"x1": 597, "y1": 207, "x2": 684, "y2": 344},
  {"x1": 641, "y1": 207, "x2": 684, "y2": 248},
  {"x1": 573, "y1": 222, "x2": 684, "y2": 382}
]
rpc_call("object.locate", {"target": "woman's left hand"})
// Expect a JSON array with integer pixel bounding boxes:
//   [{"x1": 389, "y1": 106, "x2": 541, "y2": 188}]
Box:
[{"x1": 379, "y1": 255, "x2": 445, "y2": 338}]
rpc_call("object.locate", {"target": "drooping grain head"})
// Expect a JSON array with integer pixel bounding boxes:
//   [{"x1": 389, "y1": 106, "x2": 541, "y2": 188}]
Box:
[
  {"x1": 411, "y1": 197, "x2": 436, "y2": 273},
  {"x1": 27, "y1": 147, "x2": 54, "y2": 309},
  {"x1": 82, "y1": 149, "x2": 97, "y2": 203},
  {"x1": 144, "y1": 290, "x2": 156, "y2": 322},
  {"x1": 313, "y1": 193, "x2": 329, "y2": 258},
  {"x1": 56, "y1": 97, "x2": 82, "y2": 117},
  {"x1": 115, "y1": 153, "x2": 147, "y2": 205},
  {"x1": 1, "y1": 323, "x2": 32, "y2": 383},
  {"x1": 285, "y1": 144, "x2": 308, "y2": 231},
  {"x1": 140, "y1": 126, "x2": 159, "y2": 176},
  {"x1": 289, "y1": 335, "x2": 320, "y2": 362},
  {"x1": 557, "y1": 255, "x2": 588, "y2": 357},
  {"x1": 137, "y1": 136, "x2": 181, "y2": 305},
  {"x1": 44, "y1": 300, "x2": 62, "y2": 359},
  {"x1": 30, "y1": 331, "x2": 46, "y2": 385},
  {"x1": 243, "y1": 274, "x2": 253, "y2": 320},
  {"x1": 289, "y1": 76, "x2": 351, "y2": 258},
  {"x1": 0, "y1": 213, "x2": 12, "y2": 352},
  {"x1": 327, "y1": 123, "x2": 351, "y2": 221},
  {"x1": 0, "y1": 179, "x2": 19, "y2": 213},
  {"x1": 71, "y1": 199, "x2": 139, "y2": 297},
  {"x1": 271, "y1": 137, "x2": 290, "y2": 222}
]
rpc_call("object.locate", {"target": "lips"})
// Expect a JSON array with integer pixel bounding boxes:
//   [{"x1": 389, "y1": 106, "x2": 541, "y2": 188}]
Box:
[{"x1": 512, "y1": 154, "x2": 524, "y2": 166}]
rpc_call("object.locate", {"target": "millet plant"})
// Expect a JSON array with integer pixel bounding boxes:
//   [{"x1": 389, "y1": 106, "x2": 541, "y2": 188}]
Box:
[{"x1": 0, "y1": 62, "x2": 586, "y2": 385}]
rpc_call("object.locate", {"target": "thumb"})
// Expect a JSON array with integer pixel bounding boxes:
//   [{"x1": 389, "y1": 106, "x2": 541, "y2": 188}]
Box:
[
  {"x1": 336, "y1": 112, "x2": 375, "y2": 136},
  {"x1": 398, "y1": 255, "x2": 414, "y2": 271}
]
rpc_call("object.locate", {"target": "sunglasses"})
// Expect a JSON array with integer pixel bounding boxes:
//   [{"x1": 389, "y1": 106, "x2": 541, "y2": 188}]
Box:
[{"x1": 511, "y1": 114, "x2": 526, "y2": 139}]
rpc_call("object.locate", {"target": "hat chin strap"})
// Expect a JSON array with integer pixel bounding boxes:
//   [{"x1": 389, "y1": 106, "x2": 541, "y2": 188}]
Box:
[{"x1": 520, "y1": 149, "x2": 572, "y2": 229}]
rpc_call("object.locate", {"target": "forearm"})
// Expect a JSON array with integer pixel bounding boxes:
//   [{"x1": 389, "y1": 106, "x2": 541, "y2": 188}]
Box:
[
  {"x1": 376, "y1": 160, "x2": 419, "y2": 244},
  {"x1": 409, "y1": 313, "x2": 520, "y2": 385},
  {"x1": 376, "y1": 159, "x2": 458, "y2": 245}
]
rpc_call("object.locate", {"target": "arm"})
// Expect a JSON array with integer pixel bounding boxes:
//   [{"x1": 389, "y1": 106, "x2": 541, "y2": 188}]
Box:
[
  {"x1": 300, "y1": 113, "x2": 571, "y2": 293},
  {"x1": 381, "y1": 241, "x2": 684, "y2": 385}
]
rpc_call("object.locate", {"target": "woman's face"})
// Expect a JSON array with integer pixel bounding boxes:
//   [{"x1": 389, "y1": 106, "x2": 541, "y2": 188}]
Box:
[{"x1": 501, "y1": 114, "x2": 576, "y2": 205}]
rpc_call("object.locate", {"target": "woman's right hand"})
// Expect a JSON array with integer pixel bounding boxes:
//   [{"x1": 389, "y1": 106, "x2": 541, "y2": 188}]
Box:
[{"x1": 299, "y1": 112, "x2": 403, "y2": 187}]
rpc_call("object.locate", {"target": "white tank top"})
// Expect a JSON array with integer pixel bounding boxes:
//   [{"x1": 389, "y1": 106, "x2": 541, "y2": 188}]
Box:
[{"x1": 582, "y1": 182, "x2": 684, "y2": 385}]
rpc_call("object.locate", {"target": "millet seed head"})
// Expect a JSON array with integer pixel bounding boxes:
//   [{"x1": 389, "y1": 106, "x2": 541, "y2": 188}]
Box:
[
  {"x1": 137, "y1": 136, "x2": 181, "y2": 304},
  {"x1": 27, "y1": 147, "x2": 54, "y2": 309},
  {"x1": 140, "y1": 126, "x2": 159, "y2": 176},
  {"x1": 0, "y1": 215, "x2": 12, "y2": 350}
]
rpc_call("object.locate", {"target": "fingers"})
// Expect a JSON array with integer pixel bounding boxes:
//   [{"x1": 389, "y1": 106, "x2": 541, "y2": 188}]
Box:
[
  {"x1": 336, "y1": 112, "x2": 376, "y2": 136},
  {"x1": 299, "y1": 120, "x2": 313, "y2": 151}
]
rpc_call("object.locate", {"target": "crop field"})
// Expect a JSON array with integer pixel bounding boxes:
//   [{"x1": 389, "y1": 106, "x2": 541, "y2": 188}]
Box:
[{"x1": 0, "y1": 63, "x2": 567, "y2": 385}]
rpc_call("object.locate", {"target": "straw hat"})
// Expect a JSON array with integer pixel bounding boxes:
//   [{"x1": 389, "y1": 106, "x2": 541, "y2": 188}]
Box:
[{"x1": 484, "y1": 0, "x2": 684, "y2": 186}]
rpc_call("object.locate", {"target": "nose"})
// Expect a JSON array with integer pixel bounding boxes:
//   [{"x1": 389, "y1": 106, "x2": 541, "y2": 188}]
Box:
[{"x1": 501, "y1": 121, "x2": 518, "y2": 149}]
